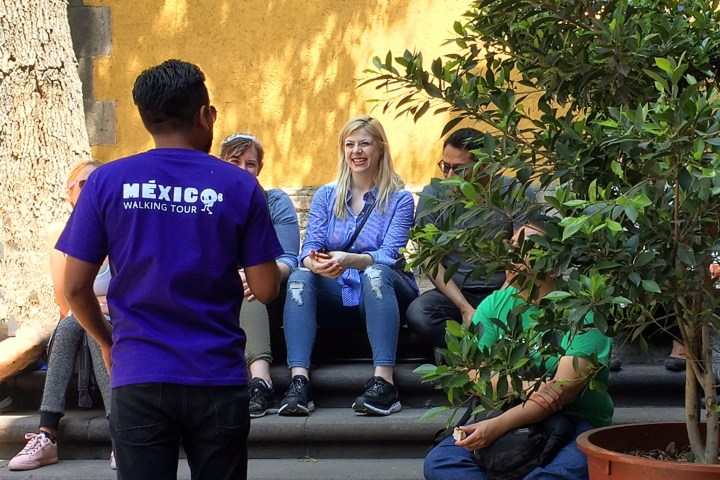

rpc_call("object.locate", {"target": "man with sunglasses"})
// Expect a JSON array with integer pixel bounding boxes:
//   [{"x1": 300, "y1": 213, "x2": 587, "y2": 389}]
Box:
[
  {"x1": 56, "y1": 59, "x2": 282, "y2": 480},
  {"x1": 406, "y1": 127, "x2": 534, "y2": 351}
]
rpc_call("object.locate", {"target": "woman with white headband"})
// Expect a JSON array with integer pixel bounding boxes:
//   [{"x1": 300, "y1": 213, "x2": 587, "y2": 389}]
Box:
[{"x1": 219, "y1": 133, "x2": 300, "y2": 418}]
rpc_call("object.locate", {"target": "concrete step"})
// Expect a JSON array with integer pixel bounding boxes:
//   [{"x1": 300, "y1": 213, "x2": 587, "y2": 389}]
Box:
[
  {"x1": 4, "y1": 362, "x2": 446, "y2": 412},
  {"x1": 0, "y1": 458, "x2": 425, "y2": 480},
  {"x1": 0, "y1": 404, "x2": 689, "y2": 462},
  {"x1": 607, "y1": 363, "x2": 686, "y2": 407},
  {"x1": 6, "y1": 361, "x2": 689, "y2": 414},
  {"x1": 0, "y1": 407, "x2": 452, "y2": 461},
  {"x1": 0, "y1": 407, "x2": 683, "y2": 480}
]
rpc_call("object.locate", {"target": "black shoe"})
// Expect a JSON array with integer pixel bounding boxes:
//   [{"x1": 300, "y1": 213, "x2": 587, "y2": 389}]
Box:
[
  {"x1": 248, "y1": 378, "x2": 277, "y2": 418},
  {"x1": 665, "y1": 356, "x2": 686, "y2": 372},
  {"x1": 352, "y1": 376, "x2": 402, "y2": 416},
  {"x1": 609, "y1": 358, "x2": 622, "y2": 372},
  {"x1": 278, "y1": 375, "x2": 315, "y2": 416}
]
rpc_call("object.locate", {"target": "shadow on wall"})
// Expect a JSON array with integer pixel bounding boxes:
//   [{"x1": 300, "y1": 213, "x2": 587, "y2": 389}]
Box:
[{"x1": 90, "y1": 0, "x2": 457, "y2": 189}]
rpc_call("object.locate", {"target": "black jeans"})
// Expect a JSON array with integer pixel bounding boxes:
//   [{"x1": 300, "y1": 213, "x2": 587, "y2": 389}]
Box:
[
  {"x1": 405, "y1": 287, "x2": 495, "y2": 348},
  {"x1": 110, "y1": 383, "x2": 250, "y2": 480}
]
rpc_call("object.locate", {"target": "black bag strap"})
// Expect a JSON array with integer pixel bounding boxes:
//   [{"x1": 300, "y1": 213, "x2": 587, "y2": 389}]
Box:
[
  {"x1": 429, "y1": 397, "x2": 480, "y2": 449},
  {"x1": 341, "y1": 200, "x2": 377, "y2": 252}
]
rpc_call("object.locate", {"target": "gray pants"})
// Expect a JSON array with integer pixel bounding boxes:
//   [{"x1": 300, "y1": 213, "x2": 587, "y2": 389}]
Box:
[
  {"x1": 239, "y1": 298, "x2": 272, "y2": 366},
  {"x1": 40, "y1": 315, "x2": 111, "y2": 430}
]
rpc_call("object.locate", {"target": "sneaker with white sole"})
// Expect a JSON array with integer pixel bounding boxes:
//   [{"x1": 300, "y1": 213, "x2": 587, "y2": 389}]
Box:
[
  {"x1": 249, "y1": 378, "x2": 278, "y2": 418},
  {"x1": 110, "y1": 450, "x2": 116, "y2": 470},
  {"x1": 278, "y1": 375, "x2": 315, "y2": 416},
  {"x1": 352, "y1": 376, "x2": 402, "y2": 416},
  {"x1": 8, "y1": 432, "x2": 58, "y2": 471}
]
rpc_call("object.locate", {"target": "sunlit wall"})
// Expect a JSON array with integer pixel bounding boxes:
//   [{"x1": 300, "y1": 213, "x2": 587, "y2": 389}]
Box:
[{"x1": 86, "y1": 0, "x2": 470, "y2": 189}]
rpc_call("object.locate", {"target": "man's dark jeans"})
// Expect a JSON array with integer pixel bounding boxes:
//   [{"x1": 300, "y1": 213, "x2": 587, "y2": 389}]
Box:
[
  {"x1": 111, "y1": 383, "x2": 250, "y2": 480},
  {"x1": 405, "y1": 287, "x2": 495, "y2": 348}
]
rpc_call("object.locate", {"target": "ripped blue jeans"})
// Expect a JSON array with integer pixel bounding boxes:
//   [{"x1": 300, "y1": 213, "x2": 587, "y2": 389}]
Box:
[{"x1": 284, "y1": 264, "x2": 418, "y2": 368}]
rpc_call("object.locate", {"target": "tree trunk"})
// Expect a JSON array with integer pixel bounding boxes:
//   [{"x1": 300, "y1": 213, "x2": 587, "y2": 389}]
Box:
[{"x1": 0, "y1": 0, "x2": 90, "y2": 377}]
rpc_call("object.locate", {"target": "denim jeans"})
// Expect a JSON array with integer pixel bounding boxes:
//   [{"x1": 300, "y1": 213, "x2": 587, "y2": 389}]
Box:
[
  {"x1": 284, "y1": 264, "x2": 418, "y2": 368},
  {"x1": 424, "y1": 417, "x2": 594, "y2": 480},
  {"x1": 110, "y1": 383, "x2": 250, "y2": 480},
  {"x1": 405, "y1": 288, "x2": 495, "y2": 348}
]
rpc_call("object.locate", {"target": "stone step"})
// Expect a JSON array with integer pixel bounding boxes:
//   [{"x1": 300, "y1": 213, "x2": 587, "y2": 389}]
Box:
[
  {"x1": 0, "y1": 407, "x2": 450, "y2": 461},
  {"x1": 4, "y1": 362, "x2": 445, "y2": 412},
  {"x1": 0, "y1": 405, "x2": 689, "y2": 463},
  {"x1": 0, "y1": 458, "x2": 425, "y2": 480},
  {"x1": 5, "y1": 360, "x2": 689, "y2": 411},
  {"x1": 607, "y1": 364, "x2": 686, "y2": 407}
]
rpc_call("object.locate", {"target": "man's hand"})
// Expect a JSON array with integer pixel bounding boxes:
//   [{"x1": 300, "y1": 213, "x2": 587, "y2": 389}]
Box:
[
  {"x1": 239, "y1": 269, "x2": 255, "y2": 301},
  {"x1": 460, "y1": 306, "x2": 476, "y2": 326},
  {"x1": 101, "y1": 344, "x2": 112, "y2": 374},
  {"x1": 456, "y1": 416, "x2": 506, "y2": 451}
]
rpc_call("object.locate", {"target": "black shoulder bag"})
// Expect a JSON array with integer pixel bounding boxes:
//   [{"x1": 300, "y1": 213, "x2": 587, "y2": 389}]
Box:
[{"x1": 431, "y1": 399, "x2": 576, "y2": 480}]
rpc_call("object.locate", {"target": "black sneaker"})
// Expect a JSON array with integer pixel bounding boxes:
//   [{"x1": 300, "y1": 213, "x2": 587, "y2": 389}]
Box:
[
  {"x1": 352, "y1": 376, "x2": 401, "y2": 416},
  {"x1": 248, "y1": 378, "x2": 278, "y2": 418},
  {"x1": 278, "y1": 375, "x2": 315, "y2": 416}
]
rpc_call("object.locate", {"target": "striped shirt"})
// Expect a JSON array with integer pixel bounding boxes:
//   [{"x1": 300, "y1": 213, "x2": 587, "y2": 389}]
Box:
[{"x1": 300, "y1": 182, "x2": 418, "y2": 306}]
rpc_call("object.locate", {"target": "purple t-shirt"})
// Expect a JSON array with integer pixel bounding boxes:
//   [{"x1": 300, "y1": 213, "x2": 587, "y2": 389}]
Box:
[{"x1": 56, "y1": 148, "x2": 283, "y2": 388}]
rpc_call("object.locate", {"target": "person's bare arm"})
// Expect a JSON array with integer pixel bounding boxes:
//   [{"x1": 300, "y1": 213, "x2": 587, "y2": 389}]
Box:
[
  {"x1": 244, "y1": 260, "x2": 281, "y2": 304},
  {"x1": 50, "y1": 248, "x2": 70, "y2": 317},
  {"x1": 458, "y1": 355, "x2": 592, "y2": 450},
  {"x1": 63, "y1": 256, "x2": 112, "y2": 372},
  {"x1": 427, "y1": 262, "x2": 476, "y2": 325}
]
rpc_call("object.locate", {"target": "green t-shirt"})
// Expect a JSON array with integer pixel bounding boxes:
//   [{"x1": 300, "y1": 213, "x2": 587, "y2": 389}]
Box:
[{"x1": 472, "y1": 287, "x2": 614, "y2": 427}]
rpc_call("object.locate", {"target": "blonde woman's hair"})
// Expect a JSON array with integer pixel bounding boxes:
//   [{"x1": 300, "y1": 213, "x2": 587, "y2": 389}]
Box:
[
  {"x1": 66, "y1": 160, "x2": 104, "y2": 186},
  {"x1": 219, "y1": 132, "x2": 264, "y2": 164},
  {"x1": 333, "y1": 115, "x2": 405, "y2": 218}
]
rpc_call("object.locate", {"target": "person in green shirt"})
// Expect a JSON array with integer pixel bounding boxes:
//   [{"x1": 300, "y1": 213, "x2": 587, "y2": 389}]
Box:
[{"x1": 424, "y1": 223, "x2": 613, "y2": 480}]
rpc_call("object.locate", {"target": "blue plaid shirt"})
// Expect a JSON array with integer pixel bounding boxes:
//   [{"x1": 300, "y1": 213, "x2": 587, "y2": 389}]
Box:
[{"x1": 300, "y1": 182, "x2": 419, "y2": 306}]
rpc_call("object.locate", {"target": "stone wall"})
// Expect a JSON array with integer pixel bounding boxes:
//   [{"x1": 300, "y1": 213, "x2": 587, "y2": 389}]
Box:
[{"x1": 67, "y1": 0, "x2": 115, "y2": 147}]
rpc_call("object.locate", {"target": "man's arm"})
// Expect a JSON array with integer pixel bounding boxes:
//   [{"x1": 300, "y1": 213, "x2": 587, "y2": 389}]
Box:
[
  {"x1": 427, "y1": 262, "x2": 476, "y2": 325},
  {"x1": 63, "y1": 256, "x2": 112, "y2": 372},
  {"x1": 459, "y1": 356, "x2": 591, "y2": 450},
  {"x1": 244, "y1": 260, "x2": 281, "y2": 305}
]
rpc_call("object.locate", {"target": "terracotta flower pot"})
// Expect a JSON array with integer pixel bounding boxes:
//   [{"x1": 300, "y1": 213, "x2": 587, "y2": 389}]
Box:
[{"x1": 577, "y1": 422, "x2": 720, "y2": 479}]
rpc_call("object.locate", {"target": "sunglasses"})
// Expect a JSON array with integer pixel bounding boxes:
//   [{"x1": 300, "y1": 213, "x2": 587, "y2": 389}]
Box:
[
  {"x1": 67, "y1": 179, "x2": 87, "y2": 190},
  {"x1": 437, "y1": 160, "x2": 473, "y2": 175}
]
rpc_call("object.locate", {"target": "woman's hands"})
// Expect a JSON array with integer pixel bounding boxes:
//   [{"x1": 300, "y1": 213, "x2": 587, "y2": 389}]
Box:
[
  {"x1": 307, "y1": 250, "x2": 344, "y2": 279},
  {"x1": 456, "y1": 416, "x2": 506, "y2": 451},
  {"x1": 304, "y1": 250, "x2": 374, "y2": 279}
]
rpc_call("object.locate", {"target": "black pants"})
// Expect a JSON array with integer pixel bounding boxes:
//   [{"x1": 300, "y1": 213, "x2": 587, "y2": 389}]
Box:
[
  {"x1": 405, "y1": 287, "x2": 495, "y2": 348},
  {"x1": 111, "y1": 383, "x2": 250, "y2": 480}
]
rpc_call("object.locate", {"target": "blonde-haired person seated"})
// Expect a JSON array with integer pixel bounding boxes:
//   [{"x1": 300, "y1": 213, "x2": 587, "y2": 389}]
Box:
[
  {"x1": 279, "y1": 115, "x2": 419, "y2": 417},
  {"x1": 219, "y1": 133, "x2": 300, "y2": 418},
  {"x1": 9, "y1": 161, "x2": 115, "y2": 471}
]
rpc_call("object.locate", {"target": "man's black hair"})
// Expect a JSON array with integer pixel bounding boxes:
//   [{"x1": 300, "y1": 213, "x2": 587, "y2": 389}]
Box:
[
  {"x1": 443, "y1": 127, "x2": 484, "y2": 157},
  {"x1": 132, "y1": 59, "x2": 209, "y2": 134}
]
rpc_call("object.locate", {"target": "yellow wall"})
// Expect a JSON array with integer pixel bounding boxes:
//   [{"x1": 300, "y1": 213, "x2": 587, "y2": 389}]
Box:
[{"x1": 86, "y1": 0, "x2": 468, "y2": 190}]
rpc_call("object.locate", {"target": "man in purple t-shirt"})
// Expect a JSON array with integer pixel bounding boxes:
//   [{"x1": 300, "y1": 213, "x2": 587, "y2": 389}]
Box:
[{"x1": 57, "y1": 59, "x2": 282, "y2": 480}]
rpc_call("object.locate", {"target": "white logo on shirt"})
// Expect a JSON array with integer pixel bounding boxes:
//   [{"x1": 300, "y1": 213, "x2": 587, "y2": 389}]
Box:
[{"x1": 122, "y1": 180, "x2": 223, "y2": 215}]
